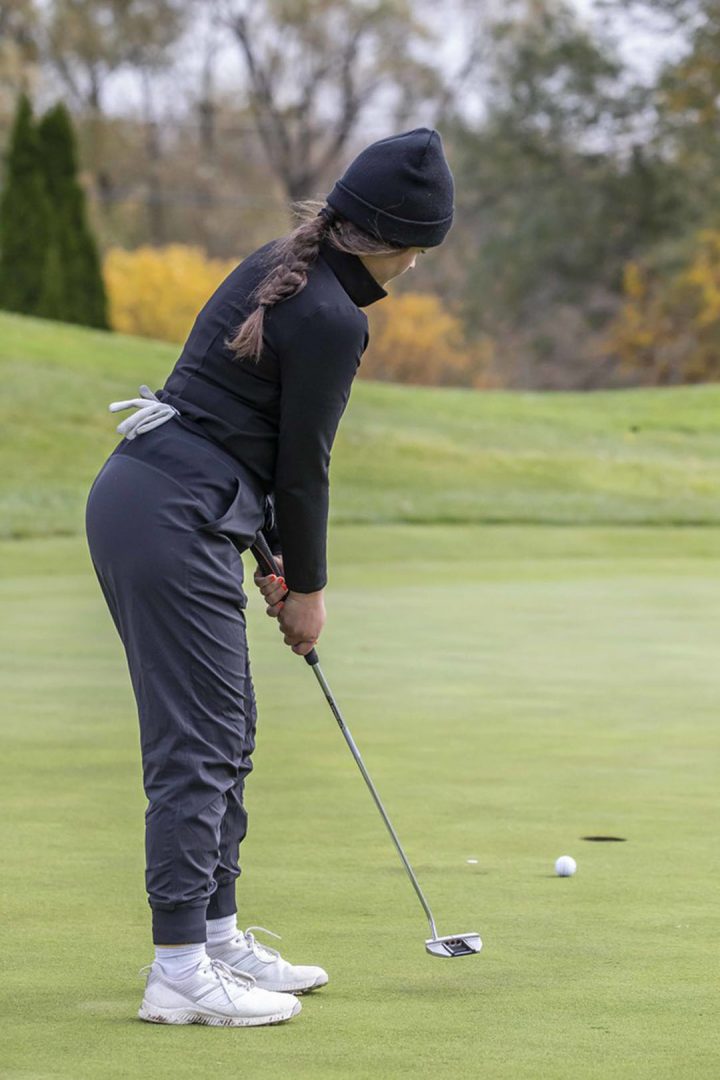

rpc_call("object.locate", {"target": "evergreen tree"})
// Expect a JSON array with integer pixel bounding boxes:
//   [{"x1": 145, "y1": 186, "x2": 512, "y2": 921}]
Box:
[
  {"x1": 36, "y1": 102, "x2": 109, "y2": 328},
  {"x1": 38, "y1": 242, "x2": 65, "y2": 322},
  {"x1": 0, "y1": 93, "x2": 52, "y2": 316}
]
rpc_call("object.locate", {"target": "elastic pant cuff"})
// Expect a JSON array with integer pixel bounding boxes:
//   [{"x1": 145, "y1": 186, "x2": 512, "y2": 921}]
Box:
[
  {"x1": 151, "y1": 902, "x2": 208, "y2": 946},
  {"x1": 206, "y1": 879, "x2": 238, "y2": 922}
]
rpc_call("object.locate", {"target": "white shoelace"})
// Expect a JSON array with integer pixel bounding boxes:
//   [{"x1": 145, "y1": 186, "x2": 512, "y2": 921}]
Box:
[
  {"x1": 201, "y1": 958, "x2": 256, "y2": 1002},
  {"x1": 108, "y1": 384, "x2": 178, "y2": 440},
  {"x1": 239, "y1": 926, "x2": 283, "y2": 964},
  {"x1": 139, "y1": 957, "x2": 256, "y2": 1003}
]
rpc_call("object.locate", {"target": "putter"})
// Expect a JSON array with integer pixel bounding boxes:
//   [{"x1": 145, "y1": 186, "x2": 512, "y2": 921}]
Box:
[{"x1": 251, "y1": 531, "x2": 482, "y2": 959}]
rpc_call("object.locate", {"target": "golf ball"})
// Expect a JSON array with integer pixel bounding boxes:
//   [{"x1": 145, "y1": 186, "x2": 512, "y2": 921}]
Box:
[{"x1": 555, "y1": 855, "x2": 577, "y2": 877}]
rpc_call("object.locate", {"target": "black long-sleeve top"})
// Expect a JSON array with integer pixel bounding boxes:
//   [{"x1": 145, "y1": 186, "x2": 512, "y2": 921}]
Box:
[{"x1": 154, "y1": 237, "x2": 388, "y2": 592}]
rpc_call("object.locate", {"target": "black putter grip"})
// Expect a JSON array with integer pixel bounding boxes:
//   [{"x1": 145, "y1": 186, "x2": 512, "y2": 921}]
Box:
[{"x1": 250, "y1": 532, "x2": 319, "y2": 667}]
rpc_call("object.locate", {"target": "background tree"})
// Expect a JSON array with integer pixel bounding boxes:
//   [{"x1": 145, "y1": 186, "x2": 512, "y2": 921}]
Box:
[
  {"x1": 42, "y1": 0, "x2": 188, "y2": 115},
  {"x1": 36, "y1": 102, "x2": 108, "y2": 327},
  {"x1": 441, "y1": 0, "x2": 685, "y2": 387},
  {"x1": 222, "y1": 0, "x2": 443, "y2": 201},
  {"x1": 3, "y1": 0, "x2": 714, "y2": 388},
  {"x1": 41, "y1": 0, "x2": 189, "y2": 228},
  {"x1": 653, "y1": 0, "x2": 720, "y2": 226},
  {"x1": 607, "y1": 228, "x2": 720, "y2": 384},
  {"x1": 0, "y1": 1, "x2": 40, "y2": 114},
  {"x1": 0, "y1": 93, "x2": 51, "y2": 316}
]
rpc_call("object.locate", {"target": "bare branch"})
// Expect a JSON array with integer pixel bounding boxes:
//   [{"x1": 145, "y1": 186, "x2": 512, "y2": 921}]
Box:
[{"x1": 222, "y1": 0, "x2": 444, "y2": 200}]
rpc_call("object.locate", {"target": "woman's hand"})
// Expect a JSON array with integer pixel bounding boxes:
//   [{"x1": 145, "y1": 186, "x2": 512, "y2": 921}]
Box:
[
  {"x1": 254, "y1": 558, "x2": 325, "y2": 655},
  {"x1": 278, "y1": 590, "x2": 326, "y2": 656},
  {"x1": 254, "y1": 556, "x2": 287, "y2": 615}
]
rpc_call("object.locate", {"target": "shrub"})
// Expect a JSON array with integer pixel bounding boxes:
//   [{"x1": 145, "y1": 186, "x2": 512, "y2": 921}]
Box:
[
  {"x1": 104, "y1": 250, "x2": 493, "y2": 387},
  {"x1": 609, "y1": 232, "x2": 720, "y2": 384},
  {"x1": 364, "y1": 291, "x2": 484, "y2": 386},
  {"x1": 104, "y1": 244, "x2": 236, "y2": 343}
]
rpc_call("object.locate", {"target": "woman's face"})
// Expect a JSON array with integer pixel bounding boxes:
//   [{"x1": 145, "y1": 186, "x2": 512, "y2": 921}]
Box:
[
  {"x1": 360, "y1": 246, "x2": 427, "y2": 286},
  {"x1": 392, "y1": 246, "x2": 426, "y2": 278}
]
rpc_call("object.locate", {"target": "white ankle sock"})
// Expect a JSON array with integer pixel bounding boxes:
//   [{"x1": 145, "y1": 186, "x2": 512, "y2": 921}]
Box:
[
  {"x1": 154, "y1": 942, "x2": 208, "y2": 981},
  {"x1": 206, "y1": 913, "x2": 238, "y2": 946}
]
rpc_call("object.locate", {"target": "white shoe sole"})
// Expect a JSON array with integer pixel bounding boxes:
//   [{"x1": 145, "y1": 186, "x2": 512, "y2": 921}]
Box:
[{"x1": 137, "y1": 998, "x2": 301, "y2": 1027}]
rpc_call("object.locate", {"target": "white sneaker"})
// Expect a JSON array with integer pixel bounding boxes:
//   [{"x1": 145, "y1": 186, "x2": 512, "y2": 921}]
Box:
[
  {"x1": 137, "y1": 957, "x2": 301, "y2": 1027},
  {"x1": 206, "y1": 926, "x2": 329, "y2": 994}
]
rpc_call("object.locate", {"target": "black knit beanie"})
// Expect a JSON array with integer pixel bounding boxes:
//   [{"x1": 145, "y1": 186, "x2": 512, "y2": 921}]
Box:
[{"x1": 325, "y1": 127, "x2": 455, "y2": 248}]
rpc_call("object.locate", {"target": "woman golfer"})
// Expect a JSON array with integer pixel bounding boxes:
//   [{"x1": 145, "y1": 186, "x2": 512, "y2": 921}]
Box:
[{"x1": 85, "y1": 127, "x2": 455, "y2": 1027}]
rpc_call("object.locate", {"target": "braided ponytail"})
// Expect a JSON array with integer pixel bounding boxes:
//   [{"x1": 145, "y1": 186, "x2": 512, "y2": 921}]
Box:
[
  {"x1": 225, "y1": 206, "x2": 332, "y2": 363},
  {"x1": 225, "y1": 200, "x2": 404, "y2": 363}
]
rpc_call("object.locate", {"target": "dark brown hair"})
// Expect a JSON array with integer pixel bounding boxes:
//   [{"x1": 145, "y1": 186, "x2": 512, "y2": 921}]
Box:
[{"x1": 225, "y1": 200, "x2": 406, "y2": 363}]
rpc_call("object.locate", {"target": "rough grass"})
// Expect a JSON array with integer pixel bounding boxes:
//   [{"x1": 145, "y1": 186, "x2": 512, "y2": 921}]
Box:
[{"x1": 4, "y1": 310, "x2": 720, "y2": 538}]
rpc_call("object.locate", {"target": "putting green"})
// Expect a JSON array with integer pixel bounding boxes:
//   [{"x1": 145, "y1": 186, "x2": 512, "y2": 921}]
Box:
[{"x1": 1, "y1": 525, "x2": 717, "y2": 1079}]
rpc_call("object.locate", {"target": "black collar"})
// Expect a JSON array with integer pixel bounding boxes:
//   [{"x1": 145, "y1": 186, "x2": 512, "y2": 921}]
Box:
[{"x1": 318, "y1": 240, "x2": 388, "y2": 308}]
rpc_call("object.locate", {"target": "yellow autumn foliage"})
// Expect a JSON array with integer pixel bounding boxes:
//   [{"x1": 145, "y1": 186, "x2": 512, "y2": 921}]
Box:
[
  {"x1": 609, "y1": 231, "x2": 720, "y2": 383},
  {"x1": 103, "y1": 246, "x2": 489, "y2": 386},
  {"x1": 104, "y1": 244, "x2": 237, "y2": 344},
  {"x1": 364, "y1": 291, "x2": 483, "y2": 386}
]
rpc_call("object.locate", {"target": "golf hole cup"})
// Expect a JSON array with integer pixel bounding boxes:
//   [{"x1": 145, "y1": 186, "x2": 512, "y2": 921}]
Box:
[{"x1": 555, "y1": 855, "x2": 577, "y2": 877}]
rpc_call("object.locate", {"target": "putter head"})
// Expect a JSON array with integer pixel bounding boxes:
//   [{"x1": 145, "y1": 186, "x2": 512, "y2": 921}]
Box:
[{"x1": 425, "y1": 932, "x2": 482, "y2": 958}]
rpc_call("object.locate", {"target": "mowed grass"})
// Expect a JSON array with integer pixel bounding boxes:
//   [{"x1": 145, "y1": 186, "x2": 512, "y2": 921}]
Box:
[
  {"x1": 4, "y1": 309, "x2": 720, "y2": 538},
  {"x1": 1, "y1": 525, "x2": 719, "y2": 1080},
  {"x1": 2, "y1": 311, "x2": 719, "y2": 1076}
]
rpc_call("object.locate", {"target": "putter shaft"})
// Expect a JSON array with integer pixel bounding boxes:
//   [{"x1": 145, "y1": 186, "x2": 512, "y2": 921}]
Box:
[
  {"x1": 309, "y1": 659, "x2": 440, "y2": 941},
  {"x1": 250, "y1": 534, "x2": 440, "y2": 939}
]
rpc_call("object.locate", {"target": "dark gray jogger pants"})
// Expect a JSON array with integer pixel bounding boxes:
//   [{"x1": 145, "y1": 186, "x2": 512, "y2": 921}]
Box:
[{"x1": 85, "y1": 420, "x2": 267, "y2": 944}]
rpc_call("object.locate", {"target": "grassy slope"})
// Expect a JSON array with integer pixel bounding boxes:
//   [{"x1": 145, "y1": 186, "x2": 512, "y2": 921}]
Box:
[
  {"x1": 1, "y1": 526, "x2": 718, "y2": 1080},
  {"x1": 3, "y1": 310, "x2": 720, "y2": 538}
]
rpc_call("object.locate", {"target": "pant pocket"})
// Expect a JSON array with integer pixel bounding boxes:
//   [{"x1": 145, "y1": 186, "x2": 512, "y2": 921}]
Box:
[{"x1": 195, "y1": 476, "x2": 265, "y2": 552}]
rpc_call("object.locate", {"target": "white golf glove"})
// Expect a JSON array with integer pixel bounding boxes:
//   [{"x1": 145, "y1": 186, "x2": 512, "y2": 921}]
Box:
[{"x1": 108, "y1": 385, "x2": 179, "y2": 440}]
